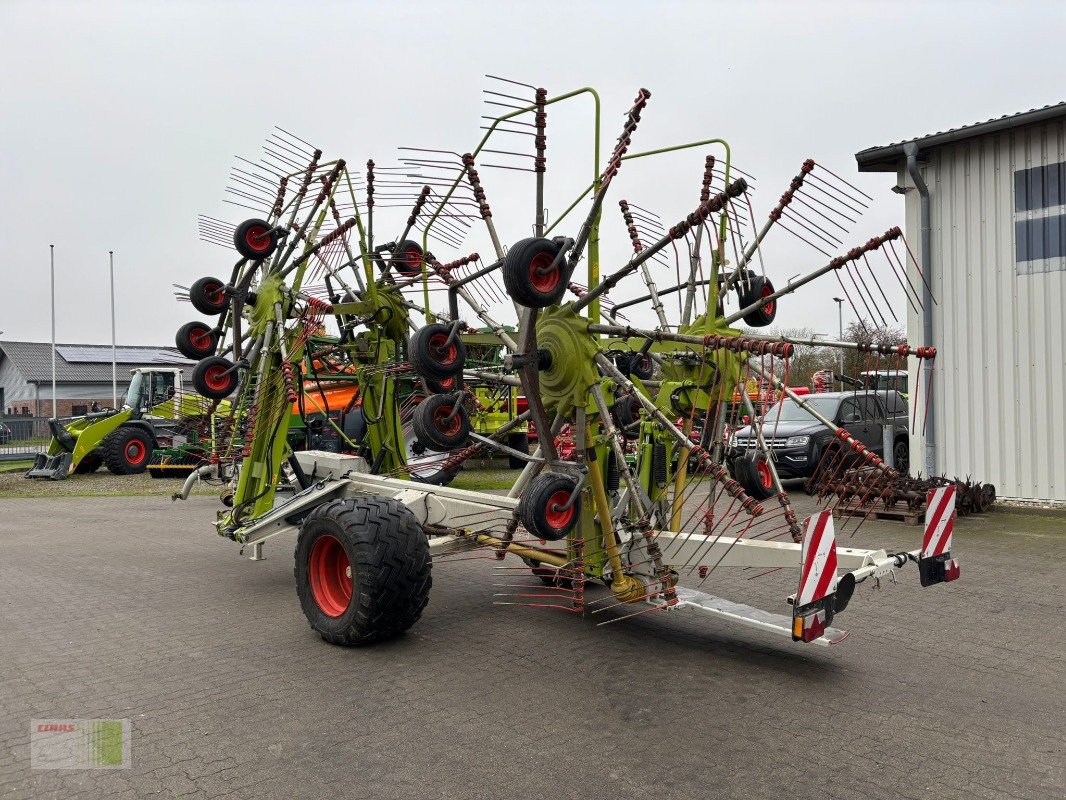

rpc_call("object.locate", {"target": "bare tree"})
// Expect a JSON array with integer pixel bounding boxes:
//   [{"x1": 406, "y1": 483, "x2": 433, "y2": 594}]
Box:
[
  {"x1": 840, "y1": 318, "x2": 906, "y2": 380},
  {"x1": 756, "y1": 326, "x2": 837, "y2": 388}
]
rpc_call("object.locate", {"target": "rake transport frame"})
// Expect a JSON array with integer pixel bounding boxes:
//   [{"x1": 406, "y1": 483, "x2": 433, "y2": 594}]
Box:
[{"x1": 179, "y1": 80, "x2": 961, "y2": 648}]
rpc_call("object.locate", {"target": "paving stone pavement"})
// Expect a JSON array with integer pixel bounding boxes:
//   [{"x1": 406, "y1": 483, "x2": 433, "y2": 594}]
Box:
[{"x1": 0, "y1": 493, "x2": 1063, "y2": 799}]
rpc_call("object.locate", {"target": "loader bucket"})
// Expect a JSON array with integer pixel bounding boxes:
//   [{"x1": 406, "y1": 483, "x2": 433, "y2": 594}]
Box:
[{"x1": 25, "y1": 451, "x2": 73, "y2": 480}]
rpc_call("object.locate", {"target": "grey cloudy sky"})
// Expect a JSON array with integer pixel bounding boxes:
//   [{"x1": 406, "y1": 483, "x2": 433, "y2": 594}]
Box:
[{"x1": 2, "y1": 0, "x2": 1064, "y2": 346}]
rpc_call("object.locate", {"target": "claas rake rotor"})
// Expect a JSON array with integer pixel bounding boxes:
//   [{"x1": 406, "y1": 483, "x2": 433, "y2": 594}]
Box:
[{"x1": 176, "y1": 81, "x2": 962, "y2": 649}]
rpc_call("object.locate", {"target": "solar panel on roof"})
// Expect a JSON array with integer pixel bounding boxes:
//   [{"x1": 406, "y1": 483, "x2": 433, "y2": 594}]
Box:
[
  {"x1": 56, "y1": 345, "x2": 107, "y2": 362},
  {"x1": 56, "y1": 345, "x2": 194, "y2": 364},
  {"x1": 152, "y1": 351, "x2": 195, "y2": 365}
]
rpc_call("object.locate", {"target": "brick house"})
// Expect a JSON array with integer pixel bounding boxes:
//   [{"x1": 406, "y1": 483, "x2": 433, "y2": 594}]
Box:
[{"x1": 0, "y1": 341, "x2": 195, "y2": 418}]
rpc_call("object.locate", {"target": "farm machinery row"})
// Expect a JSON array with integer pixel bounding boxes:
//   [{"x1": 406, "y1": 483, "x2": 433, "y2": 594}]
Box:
[
  {"x1": 25, "y1": 333, "x2": 525, "y2": 483},
  {"x1": 172, "y1": 80, "x2": 962, "y2": 648}
]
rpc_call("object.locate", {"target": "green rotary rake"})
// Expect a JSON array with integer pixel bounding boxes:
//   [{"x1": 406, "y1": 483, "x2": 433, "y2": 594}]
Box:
[{"x1": 178, "y1": 82, "x2": 960, "y2": 649}]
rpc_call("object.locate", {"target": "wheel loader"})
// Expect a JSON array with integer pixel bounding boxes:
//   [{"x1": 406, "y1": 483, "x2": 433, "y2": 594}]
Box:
[{"x1": 25, "y1": 368, "x2": 202, "y2": 480}]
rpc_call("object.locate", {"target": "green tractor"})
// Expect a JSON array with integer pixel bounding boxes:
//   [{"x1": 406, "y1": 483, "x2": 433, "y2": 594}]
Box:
[{"x1": 26, "y1": 368, "x2": 207, "y2": 480}]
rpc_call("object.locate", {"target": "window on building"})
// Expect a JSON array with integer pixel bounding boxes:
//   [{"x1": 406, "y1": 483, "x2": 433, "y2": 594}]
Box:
[
  {"x1": 1014, "y1": 161, "x2": 1066, "y2": 275},
  {"x1": 71, "y1": 404, "x2": 88, "y2": 416}
]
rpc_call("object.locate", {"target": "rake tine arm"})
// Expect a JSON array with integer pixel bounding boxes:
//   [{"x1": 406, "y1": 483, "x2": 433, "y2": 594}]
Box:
[
  {"x1": 738, "y1": 331, "x2": 937, "y2": 360},
  {"x1": 462, "y1": 154, "x2": 506, "y2": 259},
  {"x1": 265, "y1": 151, "x2": 328, "y2": 274},
  {"x1": 573, "y1": 178, "x2": 748, "y2": 314},
  {"x1": 565, "y1": 88, "x2": 652, "y2": 276},
  {"x1": 619, "y1": 199, "x2": 669, "y2": 329},
  {"x1": 723, "y1": 159, "x2": 815, "y2": 291},
  {"x1": 534, "y1": 87, "x2": 548, "y2": 236},
  {"x1": 723, "y1": 227, "x2": 901, "y2": 325},
  {"x1": 365, "y1": 159, "x2": 375, "y2": 251}
]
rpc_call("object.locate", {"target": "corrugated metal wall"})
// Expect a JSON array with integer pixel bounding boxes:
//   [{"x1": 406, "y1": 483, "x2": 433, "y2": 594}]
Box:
[
  {"x1": 900, "y1": 118, "x2": 1066, "y2": 502},
  {"x1": 0, "y1": 355, "x2": 33, "y2": 404}
]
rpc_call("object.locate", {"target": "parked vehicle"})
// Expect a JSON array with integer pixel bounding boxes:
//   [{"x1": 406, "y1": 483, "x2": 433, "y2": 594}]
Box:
[
  {"x1": 728, "y1": 390, "x2": 910, "y2": 495},
  {"x1": 26, "y1": 368, "x2": 202, "y2": 480},
  {"x1": 860, "y1": 369, "x2": 908, "y2": 396}
]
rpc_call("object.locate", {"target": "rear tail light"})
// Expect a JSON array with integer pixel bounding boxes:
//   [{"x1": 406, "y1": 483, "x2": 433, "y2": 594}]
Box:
[{"x1": 792, "y1": 607, "x2": 827, "y2": 643}]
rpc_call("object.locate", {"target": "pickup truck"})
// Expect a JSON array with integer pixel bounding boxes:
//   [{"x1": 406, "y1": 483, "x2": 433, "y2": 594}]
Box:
[{"x1": 727, "y1": 390, "x2": 910, "y2": 497}]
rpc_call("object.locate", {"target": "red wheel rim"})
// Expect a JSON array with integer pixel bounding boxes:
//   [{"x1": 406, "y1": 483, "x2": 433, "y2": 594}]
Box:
[
  {"x1": 760, "y1": 283, "x2": 775, "y2": 315},
  {"x1": 756, "y1": 459, "x2": 773, "y2": 489},
  {"x1": 203, "y1": 364, "x2": 232, "y2": 392},
  {"x1": 433, "y1": 405, "x2": 462, "y2": 436},
  {"x1": 438, "y1": 377, "x2": 455, "y2": 390},
  {"x1": 427, "y1": 333, "x2": 458, "y2": 367},
  {"x1": 188, "y1": 326, "x2": 212, "y2": 351},
  {"x1": 400, "y1": 247, "x2": 422, "y2": 271},
  {"x1": 544, "y1": 489, "x2": 574, "y2": 530},
  {"x1": 308, "y1": 534, "x2": 352, "y2": 617},
  {"x1": 203, "y1": 281, "x2": 225, "y2": 305},
  {"x1": 244, "y1": 226, "x2": 272, "y2": 254},
  {"x1": 125, "y1": 439, "x2": 146, "y2": 466},
  {"x1": 528, "y1": 251, "x2": 560, "y2": 293}
]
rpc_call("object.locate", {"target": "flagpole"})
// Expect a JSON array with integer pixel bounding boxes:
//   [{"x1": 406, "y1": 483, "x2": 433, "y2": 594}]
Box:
[
  {"x1": 50, "y1": 244, "x2": 56, "y2": 418},
  {"x1": 109, "y1": 250, "x2": 117, "y2": 408}
]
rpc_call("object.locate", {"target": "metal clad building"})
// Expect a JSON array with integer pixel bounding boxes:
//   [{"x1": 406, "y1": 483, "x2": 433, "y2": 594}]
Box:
[
  {"x1": 857, "y1": 103, "x2": 1066, "y2": 504},
  {"x1": 0, "y1": 341, "x2": 195, "y2": 417}
]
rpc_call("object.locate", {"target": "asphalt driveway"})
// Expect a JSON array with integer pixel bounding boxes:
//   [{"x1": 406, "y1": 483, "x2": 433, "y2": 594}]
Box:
[{"x1": 0, "y1": 493, "x2": 1062, "y2": 799}]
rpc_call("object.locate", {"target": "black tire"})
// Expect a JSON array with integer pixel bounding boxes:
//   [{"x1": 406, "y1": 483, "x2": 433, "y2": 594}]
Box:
[
  {"x1": 192, "y1": 356, "x2": 239, "y2": 399},
  {"x1": 614, "y1": 351, "x2": 654, "y2": 381},
  {"x1": 737, "y1": 274, "x2": 777, "y2": 327},
  {"x1": 189, "y1": 276, "x2": 229, "y2": 315},
  {"x1": 233, "y1": 218, "x2": 278, "y2": 261},
  {"x1": 519, "y1": 472, "x2": 579, "y2": 541},
  {"x1": 295, "y1": 497, "x2": 432, "y2": 646},
  {"x1": 73, "y1": 450, "x2": 103, "y2": 474},
  {"x1": 175, "y1": 321, "x2": 219, "y2": 360},
  {"x1": 733, "y1": 451, "x2": 776, "y2": 500},
  {"x1": 424, "y1": 376, "x2": 458, "y2": 394},
  {"x1": 391, "y1": 240, "x2": 424, "y2": 277},
  {"x1": 102, "y1": 426, "x2": 154, "y2": 475},
  {"x1": 893, "y1": 437, "x2": 909, "y2": 475},
  {"x1": 412, "y1": 393, "x2": 471, "y2": 451},
  {"x1": 502, "y1": 237, "x2": 566, "y2": 308},
  {"x1": 506, "y1": 432, "x2": 529, "y2": 469},
  {"x1": 612, "y1": 394, "x2": 642, "y2": 439},
  {"x1": 409, "y1": 324, "x2": 466, "y2": 380},
  {"x1": 629, "y1": 352, "x2": 655, "y2": 380}
]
